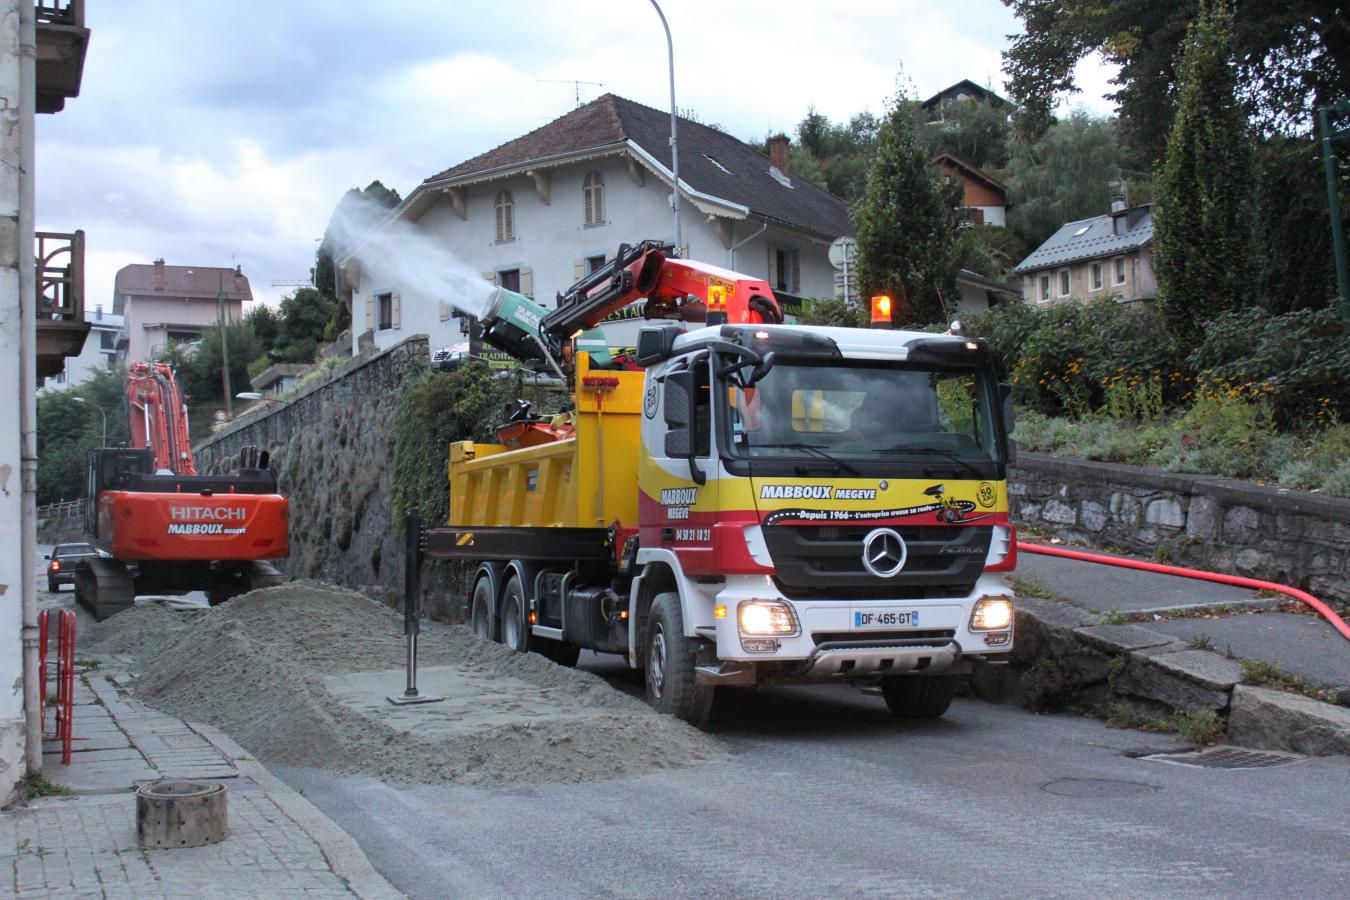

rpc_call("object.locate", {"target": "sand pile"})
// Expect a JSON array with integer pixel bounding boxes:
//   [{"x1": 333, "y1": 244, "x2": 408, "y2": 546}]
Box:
[{"x1": 92, "y1": 581, "x2": 723, "y2": 786}]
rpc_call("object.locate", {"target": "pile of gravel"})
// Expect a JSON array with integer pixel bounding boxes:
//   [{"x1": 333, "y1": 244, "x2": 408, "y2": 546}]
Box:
[
  {"x1": 82, "y1": 603, "x2": 205, "y2": 659},
  {"x1": 105, "y1": 581, "x2": 723, "y2": 786}
]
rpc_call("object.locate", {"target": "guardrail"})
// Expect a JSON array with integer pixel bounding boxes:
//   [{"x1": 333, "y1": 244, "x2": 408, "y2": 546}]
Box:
[{"x1": 37, "y1": 499, "x2": 83, "y2": 520}]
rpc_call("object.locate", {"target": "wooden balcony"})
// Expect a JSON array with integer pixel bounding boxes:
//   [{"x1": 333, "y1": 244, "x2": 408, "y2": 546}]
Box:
[
  {"x1": 36, "y1": 0, "x2": 89, "y2": 114},
  {"x1": 35, "y1": 229, "x2": 89, "y2": 378}
]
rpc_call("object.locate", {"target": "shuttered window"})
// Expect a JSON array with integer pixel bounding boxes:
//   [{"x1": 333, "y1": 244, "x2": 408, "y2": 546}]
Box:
[
  {"x1": 583, "y1": 172, "x2": 605, "y2": 226},
  {"x1": 495, "y1": 191, "x2": 515, "y2": 243}
]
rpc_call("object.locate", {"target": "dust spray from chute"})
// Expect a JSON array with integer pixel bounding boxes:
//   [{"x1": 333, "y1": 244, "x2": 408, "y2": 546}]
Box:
[{"x1": 327, "y1": 194, "x2": 586, "y2": 377}]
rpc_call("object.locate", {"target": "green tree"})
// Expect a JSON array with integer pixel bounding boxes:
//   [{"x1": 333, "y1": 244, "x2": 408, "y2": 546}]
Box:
[
  {"x1": 1154, "y1": 5, "x2": 1258, "y2": 347},
  {"x1": 245, "y1": 303, "x2": 280, "y2": 351},
  {"x1": 782, "y1": 108, "x2": 880, "y2": 204},
  {"x1": 855, "y1": 93, "x2": 958, "y2": 326},
  {"x1": 1005, "y1": 111, "x2": 1133, "y2": 251},
  {"x1": 36, "y1": 365, "x2": 131, "y2": 505},
  {"x1": 918, "y1": 98, "x2": 1012, "y2": 170},
  {"x1": 1002, "y1": 0, "x2": 1350, "y2": 165},
  {"x1": 166, "y1": 322, "x2": 264, "y2": 436},
  {"x1": 275, "y1": 288, "x2": 339, "y2": 362}
]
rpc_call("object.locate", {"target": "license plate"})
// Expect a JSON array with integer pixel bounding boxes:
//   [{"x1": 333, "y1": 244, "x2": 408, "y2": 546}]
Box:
[{"x1": 854, "y1": 610, "x2": 920, "y2": 629}]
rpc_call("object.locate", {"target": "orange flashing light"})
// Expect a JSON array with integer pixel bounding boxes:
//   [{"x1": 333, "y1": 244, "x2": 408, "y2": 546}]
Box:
[
  {"x1": 707, "y1": 285, "x2": 728, "y2": 308},
  {"x1": 714, "y1": 604, "x2": 728, "y2": 619},
  {"x1": 870, "y1": 295, "x2": 893, "y2": 328}
]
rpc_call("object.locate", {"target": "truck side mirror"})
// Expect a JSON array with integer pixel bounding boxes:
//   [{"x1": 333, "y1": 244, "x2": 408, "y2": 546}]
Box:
[{"x1": 663, "y1": 371, "x2": 694, "y2": 459}]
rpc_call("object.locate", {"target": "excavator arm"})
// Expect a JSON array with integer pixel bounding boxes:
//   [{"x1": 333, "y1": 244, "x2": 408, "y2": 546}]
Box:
[{"x1": 125, "y1": 361, "x2": 197, "y2": 476}]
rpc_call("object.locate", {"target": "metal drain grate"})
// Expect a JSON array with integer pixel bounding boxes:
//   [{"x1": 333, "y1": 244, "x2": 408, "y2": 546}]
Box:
[{"x1": 1142, "y1": 745, "x2": 1304, "y2": 769}]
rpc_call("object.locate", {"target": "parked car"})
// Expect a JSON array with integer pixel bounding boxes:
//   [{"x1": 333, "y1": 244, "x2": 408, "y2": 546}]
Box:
[{"x1": 46, "y1": 542, "x2": 99, "y2": 592}]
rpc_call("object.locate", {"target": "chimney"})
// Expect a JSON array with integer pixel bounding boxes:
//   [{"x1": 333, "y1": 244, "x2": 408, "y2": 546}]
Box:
[
  {"x1": 767, "y1": 134, "x2": 791, "y2": 177},
  {"x1": 153, "y1": 258, "x2": 165, "y2": 291},
  {"x1": 1110, "y1": 193, "x2": 1127, "y2": 214}
]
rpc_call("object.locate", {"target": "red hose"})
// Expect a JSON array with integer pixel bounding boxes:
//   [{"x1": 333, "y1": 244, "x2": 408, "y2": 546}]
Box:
[{"x1": 1016, "y1": 541, "x2": 1350, "y2": 643}]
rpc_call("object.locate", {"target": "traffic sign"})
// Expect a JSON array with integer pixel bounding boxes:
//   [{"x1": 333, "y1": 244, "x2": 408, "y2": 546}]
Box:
[{"x1": 828, "y1": 236, "x2": 856, "y2": 269}]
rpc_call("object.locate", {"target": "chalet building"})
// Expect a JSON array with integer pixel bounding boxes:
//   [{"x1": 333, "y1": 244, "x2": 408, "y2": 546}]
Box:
[
  {"x1": 113, "y1": 259, "x2": 252, "y2": 362},
  {"x1": 1014, "y1": 198, "x2": 1155, "y2": 305},
  {"x1": 932, "y1": 151, "x2": 1008, "y2": 227},
  {"x1": 339, "y1": 93, "x2": 853, "y2": 356},
  {"x1": 921, "y1": 79, "x2": 1009, "y2": 122}
]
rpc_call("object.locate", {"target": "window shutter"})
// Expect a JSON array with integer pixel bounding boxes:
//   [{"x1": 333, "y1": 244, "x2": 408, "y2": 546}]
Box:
[
  {"x1": 391, "y1": 292, "x2": 401, "y2": 329},
  {"x1": 365, "y1": 293, "x2": 374, "y2": 330},
  {"x1": 767, "y1": 247, "x2": 778, "y2": 286},
  {"x1": 520, "y1": 267, "x2": 534, "y2": 299},
  {"x1": 574, "y1": 259, "x2": 585, "y2": 281},
  {"x1": 791, "y1": 251, "x2": 800, "y2": 293},
  {"x1": 504, "y1": 201, "x2": 513, "y2": 240},
  {"x1": 439, "y1": 300, "x2": 450, "y2": 321},
  {"x1": 584, "y1": 183, "x2": 594, "y2": 225}
]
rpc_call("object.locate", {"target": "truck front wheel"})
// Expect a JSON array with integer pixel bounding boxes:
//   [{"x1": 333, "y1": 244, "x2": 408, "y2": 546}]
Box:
[
  {"x1": 645, "y1": 592, "x2": 713, "y2": 727},
  {"x1": 880, "y1": 675, "x2": 958, "y2": 719}
]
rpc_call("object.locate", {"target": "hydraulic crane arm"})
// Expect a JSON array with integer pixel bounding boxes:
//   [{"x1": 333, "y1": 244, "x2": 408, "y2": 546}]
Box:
[{"x1": 125, "y1": 361, "x2": 197, "y2": 476}]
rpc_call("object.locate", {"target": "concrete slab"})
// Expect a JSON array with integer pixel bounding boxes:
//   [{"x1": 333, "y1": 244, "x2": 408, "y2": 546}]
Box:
[
  {"x1": 324, "y1": 665, "x2": 621, "y2": 737},
  {"x1": 1138, "y1": 648, "x2": 1245, "y2": 691},
  {"x1": 1229, "y1": 684, "x2": 1350, "y2": 755},
  {"x1": 1073, "y1": 623, "x2": 1179, "y2": 653},
  {"x1": 1146, "y1": 612, "x2": 1350, "y2": 701}
]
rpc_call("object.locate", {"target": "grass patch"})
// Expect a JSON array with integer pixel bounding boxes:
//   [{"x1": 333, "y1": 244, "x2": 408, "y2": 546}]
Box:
[
  {"x1": 1187, "y1": 634, "x2": 1215, "y2": 650},
  {"x1": 1172, "y1": 709, "x2": 1225, "y2": 745},
  {"x1": 1007, "y1": 575, "x2": 1058, "y2": 600},
  {"x1": 23, "y1": 771, "x2": 71, "y2": 798},
  {"x1": 1105, "y1": 700, "x2": 1172, "y2": 733},
  {"x1": 1241, "y1": 660, "x2": 1338, "y2": 702},
  {"x1": 1101, "y1": 609, "x2": 1130, "y2": 626},
  {"x1": 74, "y1": 658, "x2": 100, "y2": 670}
]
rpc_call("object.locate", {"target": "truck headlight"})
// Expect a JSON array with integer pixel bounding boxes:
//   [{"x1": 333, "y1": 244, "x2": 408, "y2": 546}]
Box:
[
  {"x1": 738, "y1": 600, "x2": 798, "y2": 636},
  {"x1": 970, "y1": 595, "x2": 1013, "y2": 631}
]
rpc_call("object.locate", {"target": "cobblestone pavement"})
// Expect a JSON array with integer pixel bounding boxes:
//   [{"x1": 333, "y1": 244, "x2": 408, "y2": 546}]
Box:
[{"x1": 2, "y1": 655, "x2": 400, "y2": 899}]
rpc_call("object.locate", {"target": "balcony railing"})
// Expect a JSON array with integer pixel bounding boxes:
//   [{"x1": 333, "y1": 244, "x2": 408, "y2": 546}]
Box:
[
  {"x1": 36, "y1": 0, "x2": 84, "y2": 28},
  {"x1": 36, "y1": 229, "x2": 84, "y2": 321}
]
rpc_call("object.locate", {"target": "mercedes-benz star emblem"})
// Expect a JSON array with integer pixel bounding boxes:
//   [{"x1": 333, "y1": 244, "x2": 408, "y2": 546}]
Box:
[{"x1": 861, "y1": 527, "x2": 907, "y2": 578}]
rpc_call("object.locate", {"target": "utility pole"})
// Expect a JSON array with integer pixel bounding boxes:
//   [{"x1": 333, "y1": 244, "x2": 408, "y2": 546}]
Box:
[
  {"x1": 1317, "y1": 102, "x2": 1350, "y2": 324},
  {"x1": 648, "y1": 0, "x2": 682, "y2": 254},
  {"x1": 217, "y1": 272, "x2": 233, "y2": 418}
]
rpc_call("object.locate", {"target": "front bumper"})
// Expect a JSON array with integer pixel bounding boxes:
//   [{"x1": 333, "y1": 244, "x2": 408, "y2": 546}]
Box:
[{"x1": 709, "y1": 574, "x2": 1013, "y2": 678}]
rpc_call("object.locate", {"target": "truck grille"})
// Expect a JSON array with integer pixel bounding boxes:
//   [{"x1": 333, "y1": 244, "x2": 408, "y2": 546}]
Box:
[
  {"x1": 764, "y1": 523, "x2": 990, "y2": 602},
  {"x1": 812, "y1": 629, "x2": 956, "y2": 646}
]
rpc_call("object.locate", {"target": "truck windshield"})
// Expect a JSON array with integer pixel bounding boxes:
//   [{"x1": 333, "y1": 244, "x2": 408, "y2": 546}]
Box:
[{"x1": 725, "y1": 359, "x2": 1003, "y2": 468}]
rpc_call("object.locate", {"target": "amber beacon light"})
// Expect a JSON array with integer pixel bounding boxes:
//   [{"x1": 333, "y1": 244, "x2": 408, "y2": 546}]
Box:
[{"x1": 870, "y1": 295, "x2": 893, "y2": 329}]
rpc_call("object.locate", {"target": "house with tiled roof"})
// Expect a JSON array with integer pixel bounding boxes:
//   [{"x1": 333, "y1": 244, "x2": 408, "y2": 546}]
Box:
[
  {"x1": 921, "y1": 79, "x2": 1008, "y2": 122},
  {"x1": 932, "y1": 151, "x2": 1008, "y2": 227},
  {"x1": 1013, "y1": 198, "x2": 1155, "y2": 305},
  {"x1": 114, "y1": 259, "x2": 252, "y2": 361},
  {"x1": 339, "y1": 93, "x2": 853, "y2": 355}
]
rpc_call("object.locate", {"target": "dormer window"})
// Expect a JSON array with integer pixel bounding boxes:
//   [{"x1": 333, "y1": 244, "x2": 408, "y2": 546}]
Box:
[
  {"x1": 583, "y1": 172, "x2": 605, "y2": 227},
  {"x1": 495, "y1": 190, "x2": 515, "y2": 242}
]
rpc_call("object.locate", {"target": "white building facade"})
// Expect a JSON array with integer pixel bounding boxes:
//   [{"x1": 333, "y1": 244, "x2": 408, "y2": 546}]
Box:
[
  {"x1": 342, "y1": 95, "x2": 852, "y2": 356},
  {"x1": 40, "y1": 307, "x2": 124, "y2": 392}
]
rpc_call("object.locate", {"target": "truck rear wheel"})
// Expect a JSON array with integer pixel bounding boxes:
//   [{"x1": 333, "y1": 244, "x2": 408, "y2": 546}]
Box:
[
  {"x1": 470, "y1": 577, "x2": 497, "y2": 642},
  {"x1": 880, "y1": 675, "x2": 958, "y2": 719},
  {"x1": 500, "y1": 576, "x2": 530, "y2": 653},
  {"x1": 645, "y1": 592, "x2": 713, "y2": 728}
]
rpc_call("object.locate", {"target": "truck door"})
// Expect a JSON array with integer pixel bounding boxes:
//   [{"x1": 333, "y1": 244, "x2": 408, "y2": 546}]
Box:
[{"x1": 643, "y1": 354, "x2": 718, "y2": 574}]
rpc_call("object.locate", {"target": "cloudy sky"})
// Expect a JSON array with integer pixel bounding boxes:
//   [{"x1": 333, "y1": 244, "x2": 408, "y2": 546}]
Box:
[{"x1": 36, "y1": 0, "x2": 1116, "y2": 309}]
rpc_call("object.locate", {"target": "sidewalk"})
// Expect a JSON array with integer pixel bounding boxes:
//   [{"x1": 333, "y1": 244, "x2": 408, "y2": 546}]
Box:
[{"x1": 1, "y1": 662, "x2": 401, "y2": 899}]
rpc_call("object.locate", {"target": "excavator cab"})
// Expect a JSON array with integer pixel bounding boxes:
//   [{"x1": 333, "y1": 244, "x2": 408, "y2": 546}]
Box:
[{"x1": 84, "y1": 449, "x2": 153, "y2": 539}]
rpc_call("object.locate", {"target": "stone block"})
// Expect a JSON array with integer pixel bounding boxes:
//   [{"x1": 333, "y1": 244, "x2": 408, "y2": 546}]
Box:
[
  {"x1": 1115, "y1": 652, "x2": 1232, "y2": 713},
  {"x1": 1234, "y1": 548, "x2": 1273, "y2": 574},
  {"x1": 1073, "y1": 624, "x2": 1178, "y2": 654},
  {"x1": 1186, "y1": 495, "x2": 1220, "y2": 539},
  {"x1": 1043, "y1": 499, "x2": 1077, "y2": 525},
  {"x1": 1144, "y1": 497, "x2": 1185, "y2": 528},
  {"x1": 1228, "y1": 685, "x2": 1350, "y2": 755},
  {"x1": 1139, "y1": 648, "x2": 1244, "y2": 692},
  {"x1": 1080, "y1": 499, "x2": 1109, "y2": 533},
  {"x1": 1222, "y1": 505, "x2": 1262, "y2": 542}
]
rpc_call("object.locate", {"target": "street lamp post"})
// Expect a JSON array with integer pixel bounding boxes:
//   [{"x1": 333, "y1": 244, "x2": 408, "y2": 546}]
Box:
[
  {"x1": 648, "y1": 0, "x2": 682, "y2": 254},
  {"x1": 72, "y1": 397, "x2": 107, "y2": 447}
]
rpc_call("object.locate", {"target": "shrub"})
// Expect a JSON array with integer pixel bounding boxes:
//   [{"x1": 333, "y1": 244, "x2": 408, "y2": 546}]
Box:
[{"x1": 1151, "y1": 394, "x2": 1279, "y2": 479}]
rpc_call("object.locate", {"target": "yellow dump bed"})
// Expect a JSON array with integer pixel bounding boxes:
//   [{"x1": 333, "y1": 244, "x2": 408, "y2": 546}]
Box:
[{"x1": 448, "y1": 354, "x2": 645, "y2": 529}]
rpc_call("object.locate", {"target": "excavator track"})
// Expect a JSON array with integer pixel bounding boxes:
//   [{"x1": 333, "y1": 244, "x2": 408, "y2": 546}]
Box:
[{"x1": 75, "y1": 557, "x2": 136, "y2": 620}]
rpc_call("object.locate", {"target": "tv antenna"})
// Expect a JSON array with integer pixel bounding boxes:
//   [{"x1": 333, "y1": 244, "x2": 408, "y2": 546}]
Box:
[{"x1": 538, "y1": 78, "x2": 605, "y2": 108}]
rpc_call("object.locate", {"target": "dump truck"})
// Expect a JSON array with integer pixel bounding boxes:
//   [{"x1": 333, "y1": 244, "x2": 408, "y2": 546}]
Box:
[
  {"x1": 76, "y1": 361, "x2": 288, "y2": 618},
  {"x1": 425, "y1": 241, "x2": 1017, "y2": 725}
]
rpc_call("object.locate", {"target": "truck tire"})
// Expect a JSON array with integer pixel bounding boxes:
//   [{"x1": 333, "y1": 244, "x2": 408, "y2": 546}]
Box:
[
  {"x1": 644, "y1": 592, "x2": 713, "y2": 727},
  {"x1": 470, "y1": 576, "x2": 498, "y2": 642},
  {"x1": 880, "y1": 675, "x2": 958, "y2": 719},
  {"x1": 500, "y1": 576, "x2": 530, "y2": 653}
]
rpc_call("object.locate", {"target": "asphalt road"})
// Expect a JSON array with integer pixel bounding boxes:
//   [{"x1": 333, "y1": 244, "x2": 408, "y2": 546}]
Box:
[{"x1": 274, "y1": 655, "x2": 1350, "y2": 899}]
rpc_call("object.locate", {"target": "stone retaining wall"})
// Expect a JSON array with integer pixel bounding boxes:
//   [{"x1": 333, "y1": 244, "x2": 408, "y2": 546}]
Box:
[
  {"x1": 192, "y1": 335, "x2": 464, "y2": 619},
  {"x1": 1010, "y1": 452, "x2": 1350, "y2": 606}
]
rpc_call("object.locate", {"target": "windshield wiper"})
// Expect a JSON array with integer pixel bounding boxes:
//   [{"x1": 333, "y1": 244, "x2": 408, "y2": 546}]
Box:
[
  {"x1": 756, "y1": 442, "x2": 863, "y2": 476},
  {"x1": 880, "y1": 445, "x2": 986, "y2": 478}
]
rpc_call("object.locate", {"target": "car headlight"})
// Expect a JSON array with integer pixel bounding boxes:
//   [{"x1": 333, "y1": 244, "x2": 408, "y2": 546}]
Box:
[
  {"x1": 738, "y1": 600, "x2": 799, "y2": 636},
  {"x1": 970, "y1": 595, "x2": 1013, "y2": 631}
]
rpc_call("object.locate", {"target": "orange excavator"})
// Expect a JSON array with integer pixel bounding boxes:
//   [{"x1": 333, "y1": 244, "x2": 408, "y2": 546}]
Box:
[{"x1": 75, "y1": 362, "x2": 289, "y2": 618}]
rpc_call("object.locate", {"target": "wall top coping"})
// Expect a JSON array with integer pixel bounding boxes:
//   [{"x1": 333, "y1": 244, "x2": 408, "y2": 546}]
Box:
[
  {"x1": 1014, "y1": 451, "x2": 1350, "y2": 523},
  {"x1": 193, "y1": 334, "x2": 430, "y2": 454}
]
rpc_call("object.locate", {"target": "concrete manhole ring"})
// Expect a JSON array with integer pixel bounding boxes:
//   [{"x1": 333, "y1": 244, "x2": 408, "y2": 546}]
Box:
[
  {"x1": 137, "y1": 780, "x2": 229, "y2": 848},
  {"x1": 1041, "y1": 778, "x2": 1161, "y2": 799}
]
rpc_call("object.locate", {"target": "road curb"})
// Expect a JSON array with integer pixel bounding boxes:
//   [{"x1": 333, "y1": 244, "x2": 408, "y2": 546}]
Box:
[
  {"x1": 189, "y1": 721, "x2": 403, "y2": 900},
  {"x1": 971, "y1": 601, "x2": 1350, "y2": 754}
]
